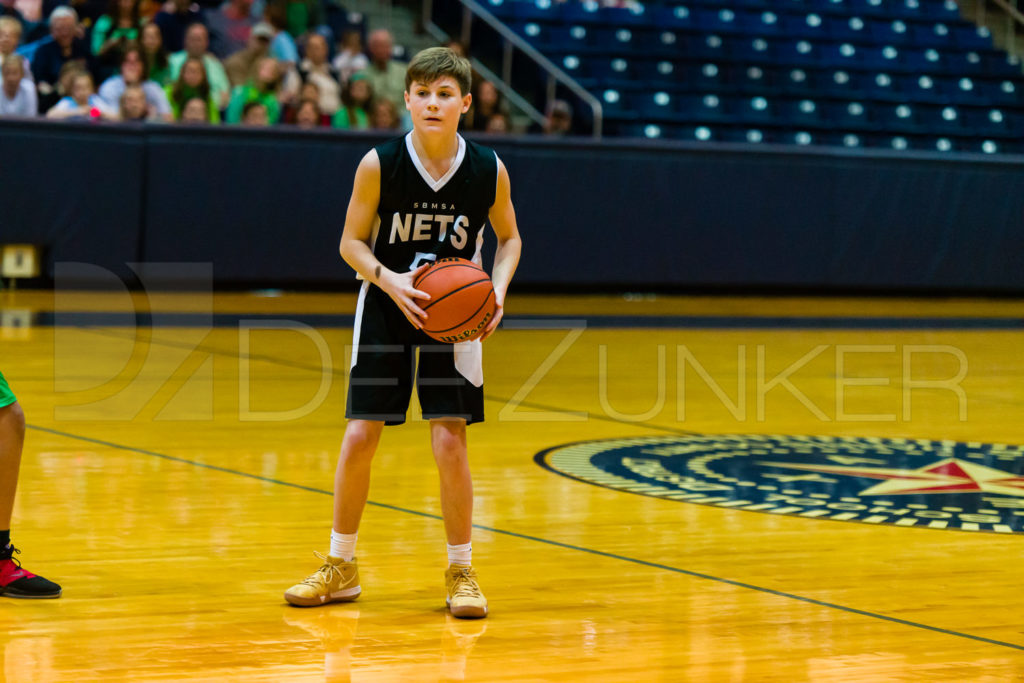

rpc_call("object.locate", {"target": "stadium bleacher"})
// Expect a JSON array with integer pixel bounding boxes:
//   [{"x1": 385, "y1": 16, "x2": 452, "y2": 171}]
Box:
[{"x1": 487, "y1": 0, "x2": 1024, "y2": 152}]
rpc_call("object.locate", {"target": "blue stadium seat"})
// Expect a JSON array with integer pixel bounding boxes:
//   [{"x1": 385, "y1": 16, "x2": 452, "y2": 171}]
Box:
[
  {"x1": 689, "y1": 33, "x2": 732, "y2": 60},
  {"x1": 593, "y1": 27, "x2": 642, "y2": 55},
  {"x1": 652, "y1": 4, "x2": 699, "y2": 32},
  {"x1": 735, "y1": 95, "x2": 778, "y2": 124},
  {"x1": 825, "y1": 100, "x2": 873, "y2": 130},
  {"x1": 782, "y1": 12, "x2": 829, "y2": 40},
  {"x1": 778, "y1": 67, "x2": 819, "y2": 97},
  {"x1": 508, "y1": 0, "x2": 559, "y2": 23},
  {"x1": 874, "y1": 102, "x2": 920, "y2": 132},
  {"x1": 869, "y1": 18, "x2": 912, "y2": 45},
  {"x1": 821, "y1": 41, "x2": 866, "y2": 67},
  {"x1": 822, "y1": 69, "x2": 868, "y2": 98},
  {"x1": 677, "y1": 93, "x2": 734, "y2": 123},
  {"x1": 559, "y1": 0, "x2": 604, "y2": 25},
  {"x1": 776, "y1": 39, "x2": 823, "y2": 64},
  {"x1": 736, "y1": 64, "x2": 777, "y2": 94},
  {"x1": 952, "y1": 24, "x2": 993, "y2": 50},
  {"x1": 780, "y1": 98, "x2": 824, "y2": 127},
  {"x1": 637, "y1": 91, "x2": 680, "y2": 120},
  {"x1": 598, "y1": 88, "x2": 638, "y2": 121},
  {"x1": 732, "y1": 36, "x2": 779, "y2": 63},
  {"x1": 636, "y1": 59, "x2": 682, "y2": 89}
]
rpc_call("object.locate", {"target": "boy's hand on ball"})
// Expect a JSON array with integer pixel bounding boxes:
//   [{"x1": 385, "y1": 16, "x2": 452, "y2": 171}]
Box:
[{"x1": 380, "y1": 264, "x2": 431, "y2": 329}]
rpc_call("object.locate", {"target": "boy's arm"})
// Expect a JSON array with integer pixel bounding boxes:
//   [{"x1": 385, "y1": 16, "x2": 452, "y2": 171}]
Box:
[
  {"x1": 339, "y1": 150, "x2": 431, "y2": 328},
  {"x1": 479, "y1": 157, "x2": 522, "y2": 342}
]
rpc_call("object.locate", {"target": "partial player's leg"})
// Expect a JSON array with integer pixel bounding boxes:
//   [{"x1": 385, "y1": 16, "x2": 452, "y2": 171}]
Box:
[
  {"x1": 0, "y1": 397, "x2": 61, "y2": 599},
  {"x1": 284, "y1": 419, "x2": 384, "y2": 607},
  {"x1": 431, "y1": 418, "x2": 487, "y2": 619}
]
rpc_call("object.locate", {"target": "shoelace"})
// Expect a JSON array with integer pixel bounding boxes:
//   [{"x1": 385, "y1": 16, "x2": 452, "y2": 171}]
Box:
[
  {"x1": 301, "y1": 551, "x2": 343, "y2": 589},
  {"x1": 0, "y1": 545, "x2": 21, "y2": 568},
  {"x1": 450, "y1": 568, "x2": 482, "y2": 599}
]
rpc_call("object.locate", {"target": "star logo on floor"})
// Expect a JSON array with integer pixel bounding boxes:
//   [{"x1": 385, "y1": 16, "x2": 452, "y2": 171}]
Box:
[{"x1": 754, "y1": 458, "x2": 1024, "y2": 497}]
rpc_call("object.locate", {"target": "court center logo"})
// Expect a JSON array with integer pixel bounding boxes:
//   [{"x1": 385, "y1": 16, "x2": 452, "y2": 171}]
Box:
[{"x1": 535, "y1": 435, "x2": 1024, "y2": 534}]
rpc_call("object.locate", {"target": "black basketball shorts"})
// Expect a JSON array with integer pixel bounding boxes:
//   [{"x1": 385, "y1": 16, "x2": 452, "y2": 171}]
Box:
[{"x1": 345, "y1": 283, "x2": 485, "y2": 425}]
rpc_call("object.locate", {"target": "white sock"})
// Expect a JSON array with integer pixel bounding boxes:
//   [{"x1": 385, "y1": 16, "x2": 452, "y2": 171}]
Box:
[
  {"x1": 447, "y1": 542, "x2": 472, "y2": 567},
  {"x1": 330, "y1": 531, "x2": 358, "y2": 561}
]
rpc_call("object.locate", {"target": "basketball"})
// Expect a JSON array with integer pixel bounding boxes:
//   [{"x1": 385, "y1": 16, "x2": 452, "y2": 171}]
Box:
[{"x1": 414, "y1": 258, "x2": 496, "y2": 343}]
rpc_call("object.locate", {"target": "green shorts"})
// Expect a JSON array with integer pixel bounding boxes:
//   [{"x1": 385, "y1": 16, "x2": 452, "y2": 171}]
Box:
[{"x1": 0, "y1": 371, "x2": 17, "y2": 409}]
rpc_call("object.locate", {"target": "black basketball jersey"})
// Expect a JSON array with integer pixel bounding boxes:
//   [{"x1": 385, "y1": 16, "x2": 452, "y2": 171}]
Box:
[{"x1": 371, "y1": 133, "x2": 498, "y2": 274}]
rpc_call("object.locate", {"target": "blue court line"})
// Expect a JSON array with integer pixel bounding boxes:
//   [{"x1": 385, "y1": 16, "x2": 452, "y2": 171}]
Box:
[
  {"x1": 25, "y1": 423, "x2": 1024, "y2": 653},
  {"x1": 28, "y1": 311, "x2": 1024, "y2": 329}
]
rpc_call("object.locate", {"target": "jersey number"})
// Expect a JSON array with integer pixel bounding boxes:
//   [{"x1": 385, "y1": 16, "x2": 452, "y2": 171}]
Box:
[{"x1": 410, "y1": 252, "x2": 437, "y2": 270}]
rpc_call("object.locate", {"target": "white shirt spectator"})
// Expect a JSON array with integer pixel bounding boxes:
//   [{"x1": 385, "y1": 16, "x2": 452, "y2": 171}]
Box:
[
  {"x1": 98, "y1": 75, "x2": 172, "y2": 116},
  {"x1": 0, "y1": 78, "x2": 36, "y2": 116}
]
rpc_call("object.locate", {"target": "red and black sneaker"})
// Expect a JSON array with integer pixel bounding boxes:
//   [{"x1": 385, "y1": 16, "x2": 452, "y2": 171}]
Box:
[{"x1": 0, "y1": 544, "x2": 61, "y2": 599}]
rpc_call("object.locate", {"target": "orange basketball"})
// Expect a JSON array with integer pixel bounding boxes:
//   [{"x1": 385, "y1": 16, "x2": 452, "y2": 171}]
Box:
[{"x1": 414, "y1": 258, "x2": 496, "y2": 343}]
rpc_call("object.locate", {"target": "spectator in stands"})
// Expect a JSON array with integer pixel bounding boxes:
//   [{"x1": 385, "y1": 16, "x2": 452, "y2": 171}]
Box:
[
  {"x1": 168, "y1": 22, "x2": 229, "y2": 106},
  {"x1": 140, "y1": 20, "x2": 170, "y2": 84},
  {"x1": 464, "y1": 79, "x2": 505, "y2": 132},
  {"x1": 206, "y1": 0, "x2": 252, "y2": 58},
  {"x1": 331, "y1": 28, "x2": 364, "y2": 85},
  {"x1": 165, "y1": 54, "x2": 218, "y2": 120},
  {"x1": 98, "y1": 45, "x2": 171, "y2": 119},
  {"x1": 330, "y1": 70, "x2": 369, "y2": 130},
  {"x1": 0, "y1": 53, "x2": 34, "y2": 115},
  {"x1": 225, "y1": 53, "x2": 280, "y2": 123},
  {"x1": 240, "y1": 97, "x2": 266, "y2": 124},
  {"x1": 292, "y1": 95, "x2": 320, "y2": 128},
  {"x1": 257, "y1": 5, "x2": 299, "y2": 101},
  {"x1": 91, "y1": 0, "x2": 142, "y2": 77},
  {"x1": 40, "y1": 0, "x2": 105, "y2": 32},
  {"x1": 354, "y1": 29, "x2": 405, "y2": 113},
  {"x1": 118, "y1": 82, "x2": 149, "y2": 119},
  {"x1": 153, "y1": 0, "x2": 204, "y2": 53},
  {"x1": 33, "y1": 7, "x2": 92, "y2": 111},
  {"x1": 297, "y1": 32, "x2": 336, "y2": 114},
  {"x1": 542, "y1": 98, "x2": 572, "y2": 136},
  {"x1": 369, "y1": 95, "x2": 399, "y2": 131},
  {"x1": 178, "y1": 94, "x2": 208, "y2": 122},
  {"x1": 46, "y1": 69, "x2": 117, "y2": 118},
  {"x1": 261, "y1": 3, "x2": 296, "y2": 65},
  {"x1": 0, "y1": 0, "x2": 26, "y2": 32},
  {"x1": 485, "y1": 111, "x2": 509, "y2": 134},
  {"x1": 223, "y1": 19, "x2": 269, "y2": 85},
  {"x1": 271, "y1": 0, "x2": 321, "y2": 41},
  {"x1": 0, "y1": 16, "x2": 30, "y2": 77}
]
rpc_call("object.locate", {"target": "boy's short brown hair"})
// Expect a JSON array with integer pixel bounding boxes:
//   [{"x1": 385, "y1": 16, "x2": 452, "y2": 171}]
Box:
[{"x1": 405, "y1": 47, "x2": 472, "y2": 97}]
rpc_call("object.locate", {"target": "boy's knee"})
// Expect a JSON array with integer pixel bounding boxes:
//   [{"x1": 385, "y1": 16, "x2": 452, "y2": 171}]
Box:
[
  {"x1": 431, "y1": 420, "x2": 466, "y2": 458},
  {"x1": 343, "y1": 420, "x2": 383, "y2": 456}
]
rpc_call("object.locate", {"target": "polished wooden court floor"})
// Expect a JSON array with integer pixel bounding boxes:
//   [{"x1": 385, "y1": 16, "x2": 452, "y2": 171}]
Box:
[{"x1": 2, "y1": 289, "x2": 1024, "y2": 681}]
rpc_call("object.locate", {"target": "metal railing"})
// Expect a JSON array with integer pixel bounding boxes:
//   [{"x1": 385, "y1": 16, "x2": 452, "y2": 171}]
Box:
[{"x1": 422, "y1": 0, "x2": 604, "y2": 137}]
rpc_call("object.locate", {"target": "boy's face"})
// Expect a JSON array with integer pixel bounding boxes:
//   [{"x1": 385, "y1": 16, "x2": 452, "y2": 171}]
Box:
[{"x1": 404, "y1": 77, "x2": 471, "y2": 135}]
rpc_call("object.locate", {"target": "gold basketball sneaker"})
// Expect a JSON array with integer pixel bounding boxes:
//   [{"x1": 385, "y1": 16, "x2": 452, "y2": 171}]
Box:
[
  {"x1": 445, "y1": 565, "x2": 488, "y2": 619},
  {"x1": 285, "y1": 553, "x2": 361, "y2": 607}
]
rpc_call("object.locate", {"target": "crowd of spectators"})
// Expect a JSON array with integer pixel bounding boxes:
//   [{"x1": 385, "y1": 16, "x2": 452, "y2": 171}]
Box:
[{"x1": 0, "y1": 0, "x2": 575, "y2": 134}]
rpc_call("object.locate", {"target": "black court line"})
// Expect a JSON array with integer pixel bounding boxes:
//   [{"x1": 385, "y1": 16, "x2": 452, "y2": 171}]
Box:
[
  {"x1": 25, "y1": 422, "x2": 1024, "y2": 653},
  {"x1": 30, "y1": 311, "x2": 1024, "y2": 329}
]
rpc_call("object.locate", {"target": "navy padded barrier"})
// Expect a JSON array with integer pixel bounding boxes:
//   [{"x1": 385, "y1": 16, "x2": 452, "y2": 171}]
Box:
[
  {"x1": 0, "y1": 120, "x2": 143, "y2": 282},
  {"x1": 1, "y1": 120, "x2": 1023, "y2": 291}
]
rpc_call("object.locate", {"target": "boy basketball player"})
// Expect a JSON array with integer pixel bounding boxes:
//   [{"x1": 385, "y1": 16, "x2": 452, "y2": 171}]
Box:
[
  {"x1": 284, "y1": 47, "x2": 522, "y2": 618},
  {"x1": 0, "y1": 372, "x2": 61, "y2": 598}
]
